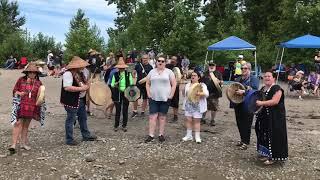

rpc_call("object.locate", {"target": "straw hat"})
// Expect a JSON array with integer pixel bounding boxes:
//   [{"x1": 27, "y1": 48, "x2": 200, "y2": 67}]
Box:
[
  {"x1": 296, "y1": 70, "x2": 304, "y2": 75},
  {"x1": 22, "y1": 63, "x2": 40, "y2": 74},
  {"x1": 88, "y1": 49, "x2": 97, "y2": 55},
  {"x1": 115, "y1": 57, "x2": 128, "y2": 69},
  {"x1": 66, "y1": 56, "x2": 90, "y2": 69}
]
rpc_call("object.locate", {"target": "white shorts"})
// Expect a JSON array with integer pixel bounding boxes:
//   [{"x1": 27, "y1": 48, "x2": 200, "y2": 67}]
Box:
[{"x1": 185, "y1": 111, "x2": 202, "y2": 119}]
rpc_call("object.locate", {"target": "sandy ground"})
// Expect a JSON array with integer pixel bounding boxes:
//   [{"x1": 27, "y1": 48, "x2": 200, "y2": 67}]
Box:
[{"x1": 0, "y1": 69, "x2": 320, "y2": 180}]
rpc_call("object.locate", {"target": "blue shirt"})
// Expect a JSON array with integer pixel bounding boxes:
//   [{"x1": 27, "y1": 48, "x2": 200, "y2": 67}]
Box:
[{"x1": 108, "y1": 68, "x2": 118, "y2": 85}]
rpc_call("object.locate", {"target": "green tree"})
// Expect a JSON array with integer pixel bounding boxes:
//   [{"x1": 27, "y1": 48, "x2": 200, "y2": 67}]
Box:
[
  {"x1": 0, "y1": 0, "x2": 25, "y2": 43},
  {"x1": 64, "y1": 9, "x2": 105, "y2": 62}
]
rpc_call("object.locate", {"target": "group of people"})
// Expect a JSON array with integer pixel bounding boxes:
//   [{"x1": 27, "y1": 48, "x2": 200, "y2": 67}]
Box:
[{"x1": 8, "y1": 50, "x2": 288, "y2": 166}]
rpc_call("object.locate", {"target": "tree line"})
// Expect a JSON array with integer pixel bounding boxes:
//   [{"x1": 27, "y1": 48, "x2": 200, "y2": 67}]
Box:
[
  {"x1": 1, "y1": 0, "x2": 320, "y2": 70},
  {"x1": 106, "y1": 0, "x2": 320, "y2": 69}
]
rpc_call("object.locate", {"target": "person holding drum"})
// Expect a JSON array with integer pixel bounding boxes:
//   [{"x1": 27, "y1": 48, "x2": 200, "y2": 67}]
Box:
[
  {"x1": 9, "y1": 63, "x2": 43, "y2": 154},
  {"x1": 145, "y1": 55, "x2": 177, "y2": 143},
  {"x1": 232, "y1": 62, "x2": 259, "y2": 150},
  {"x1": 61, "y1": 56, "x2": 97, "y2": 146},
  {"x1": 201, "y1": 61, "x2": 223, "y2": 126},
  {"x1": 182, "y1": 71, "x2": 209, "y2": 143},
  {"x1": 255, "y1": 71, "x2": 288, "y2": 165},
  {"x1": 132, "y1": 54, "x2": 153, "y2": 118},
  {"x1": 111, "y1": 57, "x2": 134, "y2": 132}
]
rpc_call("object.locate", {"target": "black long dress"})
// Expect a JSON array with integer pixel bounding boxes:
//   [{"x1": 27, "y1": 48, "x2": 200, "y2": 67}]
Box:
[{"x1": 255, "y1": 85, "x2": 288, "y2": 161}]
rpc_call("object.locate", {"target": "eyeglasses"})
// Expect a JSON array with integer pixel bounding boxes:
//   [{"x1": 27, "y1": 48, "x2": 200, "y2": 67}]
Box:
[
  {"x1": 241, "y1": 67, "x2": 249, "y2": 70},
  {"x1": 191, "y1": 74, "x2": 198, "y2": 77},
  {"x1": 157, "y1": 60, "x2": 165, "y2": 63}
]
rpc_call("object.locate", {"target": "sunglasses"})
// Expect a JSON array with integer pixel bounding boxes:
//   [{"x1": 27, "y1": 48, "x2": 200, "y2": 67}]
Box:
[{"x1": 157, "y1": 60, "x2": 165, "y2": 63}]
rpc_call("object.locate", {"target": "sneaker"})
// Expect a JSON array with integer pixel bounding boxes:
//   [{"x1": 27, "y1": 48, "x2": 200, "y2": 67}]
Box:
[
  {"x1": 114, "y1": 127, "x2": 119, "y2": 132},
  {"x1": 298, "y1": 96, "x2": 303, "y2": 100},
  {"x1": 182, "y1": 136, "x2": 193, "y2": 142},
  {"x1": 83, "y1": 135, "x2": 97, "y2": 141},
  {"x1": 141, "y1": 111, "x2": 145, "y2": 116},
  {"x1": 144, "y1": 135, "x2": 154, "y2": 143},
  {"x1": 158, "y1": 135, "x2": 165, "y2": 143},
  {"x1": 122, "y1": 127, "x2": 127, "y2": 132},
  {"x1": 303, "y1": 91, "x2": 309, "y2": 95},
  {"x1": 131, "y1": 111, "x2": 138, "y2": 118},
  {"x1": 195, "y1": 137, "x2": 202, "y2": 144}
]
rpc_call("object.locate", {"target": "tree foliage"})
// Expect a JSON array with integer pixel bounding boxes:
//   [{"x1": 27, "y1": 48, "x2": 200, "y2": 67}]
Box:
[{"x1": 64, "y1": 9, "x2": 105, "y2": 62}]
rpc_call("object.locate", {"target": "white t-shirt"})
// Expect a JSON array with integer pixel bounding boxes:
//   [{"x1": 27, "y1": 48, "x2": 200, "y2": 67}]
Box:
[
  {"x1": 63, "y1": 69, "x2": 89, "y2": 98},
  {"x1": 147, "y1": 68, "x2": 175, "y2": 101}
]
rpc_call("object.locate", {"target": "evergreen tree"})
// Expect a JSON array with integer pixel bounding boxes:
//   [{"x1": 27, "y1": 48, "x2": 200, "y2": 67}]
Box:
[{"x1": 64, "y1": 9, "x2": 105, "y2": 61}]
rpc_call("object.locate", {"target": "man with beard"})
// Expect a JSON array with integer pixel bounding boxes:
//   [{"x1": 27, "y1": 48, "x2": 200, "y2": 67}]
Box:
[{"x1": 201, "y1": 61, "x2": 223, "y2": 126}]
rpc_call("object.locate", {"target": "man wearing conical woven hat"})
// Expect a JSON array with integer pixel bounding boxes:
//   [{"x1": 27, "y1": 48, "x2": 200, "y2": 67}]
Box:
[
  {"x1": 110, "y1": 57, "x2": 134, "y2": 132},
  {"x1": 61, "y1": 56, "x2": 97, "y2": 145}
]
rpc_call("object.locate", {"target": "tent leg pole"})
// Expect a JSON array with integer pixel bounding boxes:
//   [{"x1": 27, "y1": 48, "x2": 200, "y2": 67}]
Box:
[
  {"x1": 205, "y1": 51, "x2": 208, "y2": 65},
  {"x1": 254, "y1": 51, "x2": 257, "y2": 77},
  {"x1": 211, "y1": 51, "x2": 214, "y2": 61},
  {"x1": 277, "y1": 48, "x2": 285, "y2": 84}
]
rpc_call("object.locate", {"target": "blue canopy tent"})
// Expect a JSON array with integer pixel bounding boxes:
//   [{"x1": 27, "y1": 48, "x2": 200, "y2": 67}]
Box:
[
  {"x1": 276, "y1": 34, "x2": 320, "y2": 82},
  {"x1": 206, "y1": 36, "x2": 258, "y2": 78}
]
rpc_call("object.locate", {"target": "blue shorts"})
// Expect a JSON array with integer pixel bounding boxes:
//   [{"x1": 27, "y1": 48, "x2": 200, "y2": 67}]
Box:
[{"x1": 149, "y1": 99, "x2": 170, "y2": 115}]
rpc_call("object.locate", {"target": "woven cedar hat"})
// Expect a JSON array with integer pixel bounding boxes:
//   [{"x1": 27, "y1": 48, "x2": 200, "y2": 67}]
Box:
[
  {"x1": 226, "y1": 82, "x2": 246, "y2": 104},
  {"x1": 66, "y1": 56, "x2": 90, "y2": 69},
  {"x1": 88, "y1": 49, "x2": 97, "y2": 55},
  {"x1": 22, "y1": 63, "x2": 40, "y2": 74},
  {"x1": 115, "y1": 57, "x2": 128, "y2": 69}
]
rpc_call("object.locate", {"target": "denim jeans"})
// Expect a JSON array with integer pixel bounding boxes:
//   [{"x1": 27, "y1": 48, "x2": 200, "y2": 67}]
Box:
[{"x1": 64, "y1": 98, "x2": 91, "y2": 144}]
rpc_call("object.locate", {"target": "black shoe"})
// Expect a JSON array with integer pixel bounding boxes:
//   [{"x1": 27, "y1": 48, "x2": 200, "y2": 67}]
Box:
[
  {"x1": 141, "y1": 112, "x2": 145, "y2": 116},
  {"x1": 8, "y1": 147, "x2": 16, "y2": 155},
  {"x1": 114, "y1": 127, "x2": 119, "y2": 132},
  {"x1": 209, "y1": 120, "x2": 216, "y2": 126},
  {"x1": 131, "y1": 111, "x2": 138, "y2": 118},
  {"x1": 144, "y1": 135, "x2": 154, "y2": 143},
  {"x1": 173, "y1": 115, "x2": 178, "y2": 122},
  {"x1": 158, "y1": 135, "x2": 165, "y2": 143},
  {"x1": 83, "y1": 135, "x2": 97, "y2": 141},
  {"x1": 66, "y1": 141, "x2": 79, "y2": 146},
  {"x1": 122, "y1": 127, "x2": 127, "y2": 132},
  {"x1": 201, "y1": 119, "x2": 206, "y2": 125}
]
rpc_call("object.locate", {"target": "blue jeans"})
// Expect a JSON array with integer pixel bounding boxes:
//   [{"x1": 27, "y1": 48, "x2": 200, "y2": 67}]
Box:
[
  {"x1": 64, "y1": 98, "x2": 91, "y2": 144},
  {"x1": 5, "y1": 61, "x2": 15, "y2": 69}
]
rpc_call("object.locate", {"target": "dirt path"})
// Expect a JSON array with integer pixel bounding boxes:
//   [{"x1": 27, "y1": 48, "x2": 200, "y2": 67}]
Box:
[{"x1": 0, "y1": 69, "x2": 320, "y2": 180}]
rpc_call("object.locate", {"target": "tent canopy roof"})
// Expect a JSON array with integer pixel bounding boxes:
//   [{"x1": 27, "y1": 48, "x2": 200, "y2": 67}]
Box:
[
  {"x1": 207, "y1": 36, "x2": 256, "y2": 51},
  {"x1": 280, "y1": 34, "x2": 320, "y2": 48}
]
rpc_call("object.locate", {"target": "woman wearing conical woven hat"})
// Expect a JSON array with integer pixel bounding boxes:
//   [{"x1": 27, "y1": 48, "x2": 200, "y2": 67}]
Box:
[
  {"x1": 9, "y1": 63, "x2": 43, "y2": 154},
  {"x1": 110, "y1": 57, "x2": 134, "y2": 132},
  {"x1": 61, "y1": 56, "x2": 97, "y2": 146}
]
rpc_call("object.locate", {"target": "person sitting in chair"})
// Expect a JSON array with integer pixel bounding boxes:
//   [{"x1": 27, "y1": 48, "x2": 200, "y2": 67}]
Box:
[
  {"x1": 291, "y1": 70, "x2": 308, "y2": 100},
  {"x1": 307, "y1": 71, "x2": 319, "y2": 97}
]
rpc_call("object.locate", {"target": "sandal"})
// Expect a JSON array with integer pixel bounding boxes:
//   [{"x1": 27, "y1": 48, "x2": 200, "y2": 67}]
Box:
[
  {"x1": 21, "y1": 145, "x2": 31, "y2": 151},
  {"x1": 236, "y1": 141, "x2": 243, "y2": 146},
  {"x1": 239, "y1": 144, "x2": 248, "y2": 150},
  {"x1": 263, "y1": 160, "x2": 275, "y2": 165}
]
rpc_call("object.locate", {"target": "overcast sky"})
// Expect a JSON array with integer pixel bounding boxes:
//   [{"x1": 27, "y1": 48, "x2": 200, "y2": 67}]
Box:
[{"x1": 14, "y1": 0, "x2": 117, "y2": 44}]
